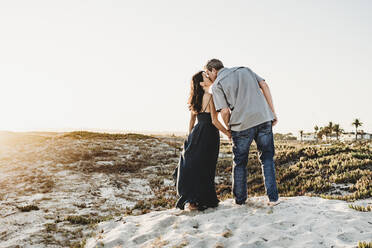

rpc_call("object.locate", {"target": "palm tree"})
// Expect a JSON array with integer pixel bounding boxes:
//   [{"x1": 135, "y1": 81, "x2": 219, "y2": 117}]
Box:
[
  {"x1": 352, "y1": 119, "x2": 363, "y2": 140},
  {"x1": 333, "y1": 124, "x2": 343, "y2": 140},
  {"x1": 328, "y1": 122, "x2": 333, "y2": 137},
  {"x1": 314, "y1": 125, "x2": 319, "y2": 141},
  {"x1": 299, "y1": 130, "x2": 304, "y2": 142},
  {"x1": 323, "y1": 126, "x2": 332, "y2": 141}
]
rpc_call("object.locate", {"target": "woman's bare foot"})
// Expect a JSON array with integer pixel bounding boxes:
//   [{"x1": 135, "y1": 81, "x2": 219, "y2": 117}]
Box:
[{"x1": 186, "y1": 203, "x2": 198, "y2": 211}]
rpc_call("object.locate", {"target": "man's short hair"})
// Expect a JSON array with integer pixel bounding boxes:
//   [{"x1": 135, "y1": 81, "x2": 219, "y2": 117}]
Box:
[{"x1": 205, "y1": 59, "x2": 224, "y2": 71}]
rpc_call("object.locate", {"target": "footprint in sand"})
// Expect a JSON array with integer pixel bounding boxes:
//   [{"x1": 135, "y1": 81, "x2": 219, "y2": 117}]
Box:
[
  {"x1": 271, "y1": 220, "x2": 297, "y2": 230},
  {"x1": 336, "y1": 232, "x2": 355, "y2": 243},
  {"x1": 130, "y1": 233, "x2": 155, "y2": 245},
  {"x1": 129, "y1": 215, "x2": 177, "y2": 245}
]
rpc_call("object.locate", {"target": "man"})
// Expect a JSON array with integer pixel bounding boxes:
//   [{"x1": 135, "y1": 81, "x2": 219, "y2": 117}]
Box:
[{"x1": 205, "y1": 59, "x2": 280, "y2": 206}]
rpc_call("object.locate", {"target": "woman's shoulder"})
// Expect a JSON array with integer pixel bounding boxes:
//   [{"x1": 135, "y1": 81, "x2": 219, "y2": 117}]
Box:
[{"x1": 203, "y1": 92, "x2": 212, "y2": 97}]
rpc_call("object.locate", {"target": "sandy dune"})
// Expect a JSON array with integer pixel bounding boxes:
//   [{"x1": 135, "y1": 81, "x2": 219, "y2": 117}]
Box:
[{"x1": 86, "y1": 196, "x2": 371, "y2": 248}]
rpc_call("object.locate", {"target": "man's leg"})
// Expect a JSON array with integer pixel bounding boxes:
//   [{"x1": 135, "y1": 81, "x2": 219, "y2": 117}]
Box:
[
  {"x1": 231, "y1": 128, "x2": 255, "y2": 204},
  {"x1": 254, "y1": 121, "x2": 279, "y2": 202}
]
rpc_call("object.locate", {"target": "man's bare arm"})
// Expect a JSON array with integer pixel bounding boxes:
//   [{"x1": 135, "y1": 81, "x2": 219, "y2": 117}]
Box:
[
  {"x1": 220, "y1": 108, "x2": 231, "y2": 130},
  {"x1": 210, "y1": 99, "x2": 231, "y2": 139},
  {"x1": 258, "y1": 80, "x2": 278, "y2": 126}
]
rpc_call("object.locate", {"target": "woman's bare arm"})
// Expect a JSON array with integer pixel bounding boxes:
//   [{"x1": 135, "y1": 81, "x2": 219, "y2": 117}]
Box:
[
  {"x1": 188, "y1": 111, "x2": 197, "y2": 134},
  {"x1": 209, "y1": 98, "x2": 231, "y2": 139}
]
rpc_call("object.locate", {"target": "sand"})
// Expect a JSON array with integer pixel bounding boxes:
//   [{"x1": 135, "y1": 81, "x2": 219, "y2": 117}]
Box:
[{"x1": 86, "y1": 196, "x2": 372, "y2": 248}]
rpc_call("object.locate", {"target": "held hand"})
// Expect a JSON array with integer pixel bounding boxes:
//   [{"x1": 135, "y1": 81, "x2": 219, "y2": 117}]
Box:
[
  {"x1": 225, "y1": 130, "x2": 232, "y2": 141},
  {"x1": 272, "y1": 114, "x2": 278, "y2": 126}
]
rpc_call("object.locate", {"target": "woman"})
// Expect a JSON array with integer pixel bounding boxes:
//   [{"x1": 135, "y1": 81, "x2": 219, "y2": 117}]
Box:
[{"x1": 175, "y1": 71, "x2": 231, "y2": 211}]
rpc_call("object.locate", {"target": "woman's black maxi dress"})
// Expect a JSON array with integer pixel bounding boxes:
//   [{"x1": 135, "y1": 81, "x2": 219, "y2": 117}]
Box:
[{"x1": 174, "y1": 106, "x2": 220, "y2": 210}]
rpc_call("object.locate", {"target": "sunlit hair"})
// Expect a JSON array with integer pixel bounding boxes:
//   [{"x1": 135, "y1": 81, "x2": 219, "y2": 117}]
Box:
[{"x1": 187, "y1": 71, "x2": 204, "y2": 113}]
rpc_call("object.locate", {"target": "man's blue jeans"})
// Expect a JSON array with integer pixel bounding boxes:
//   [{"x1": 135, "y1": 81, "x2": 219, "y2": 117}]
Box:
[{"x1": 231, "y1": 121, "x2": 279, "y2": 203}]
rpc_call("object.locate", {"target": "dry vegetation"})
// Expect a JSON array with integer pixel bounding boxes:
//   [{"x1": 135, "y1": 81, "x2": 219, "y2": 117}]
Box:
[
  {"x1": 0, "y1": 131, "x2": 182, "y2": 247},
  {"x1": 215, "y1": 140, "x2": 371, "y2": 204}
]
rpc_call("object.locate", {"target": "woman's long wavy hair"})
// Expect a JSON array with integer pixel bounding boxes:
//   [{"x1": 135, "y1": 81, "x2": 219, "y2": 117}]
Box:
[{"x1": 188, "y1": 71, "x2": 204, "y2": 113}]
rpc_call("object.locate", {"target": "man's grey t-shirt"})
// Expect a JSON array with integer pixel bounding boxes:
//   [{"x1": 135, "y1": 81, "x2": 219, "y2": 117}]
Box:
[{"x1": 211, "y1": 66, "x2": 275, "y2": 132}]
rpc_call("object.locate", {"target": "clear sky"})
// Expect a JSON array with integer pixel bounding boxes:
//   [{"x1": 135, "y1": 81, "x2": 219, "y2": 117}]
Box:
[{"x1": 1, "y1": 0, "x2": 371, "y2": 134}]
